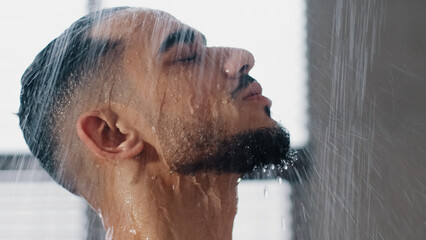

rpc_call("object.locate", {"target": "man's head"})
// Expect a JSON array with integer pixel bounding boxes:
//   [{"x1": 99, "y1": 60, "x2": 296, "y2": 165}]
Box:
[{"x1": 19, "y1": 7, "x2": 294, "y2": 195}]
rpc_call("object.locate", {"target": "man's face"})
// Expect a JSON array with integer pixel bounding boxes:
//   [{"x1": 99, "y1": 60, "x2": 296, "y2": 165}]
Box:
[{"x1": 93, "y1": 9, "x2": 292, "y2": 173}]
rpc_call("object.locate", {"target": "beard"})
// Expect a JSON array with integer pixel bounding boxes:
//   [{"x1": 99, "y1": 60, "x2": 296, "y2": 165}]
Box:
[
  {"x1": 174, "y1": 125, "x2": 295, "y2": 175},
  {"x1": 157, "y1": 116, "x2": 296, "y2": 175}
]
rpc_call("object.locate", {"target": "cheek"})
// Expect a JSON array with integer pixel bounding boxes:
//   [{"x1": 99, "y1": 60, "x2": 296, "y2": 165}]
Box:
[
  {"x1": 158, "y1": 72, "x2": 212, "y2": 115},
  {"x1": 156, "y1": 59, "x2": 235, "y2": 124}
]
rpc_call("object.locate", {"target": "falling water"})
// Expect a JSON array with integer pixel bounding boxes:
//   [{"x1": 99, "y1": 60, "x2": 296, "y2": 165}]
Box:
[
  {"x1": 293, "y1": 0, "x2": 426, "y2": 240},
  {"x1": 1, "y1": 0, "x2": 425, "y2": 239}
]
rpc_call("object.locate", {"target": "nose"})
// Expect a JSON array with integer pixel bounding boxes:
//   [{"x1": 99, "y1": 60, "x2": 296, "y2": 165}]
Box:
[{"x1": 223, "y1": 48, "x2": 255, "y2": 79}]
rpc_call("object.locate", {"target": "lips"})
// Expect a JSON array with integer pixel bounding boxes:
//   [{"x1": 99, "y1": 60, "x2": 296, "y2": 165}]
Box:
[
  {"x1": 243, "y1": 82, "x2": 263, "y2": 100},
  {"x1": 242, "y1": 82, "x2": 272, "y2": 107}
]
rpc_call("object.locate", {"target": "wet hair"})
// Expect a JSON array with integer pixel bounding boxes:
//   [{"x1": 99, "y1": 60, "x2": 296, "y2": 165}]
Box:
[{"x1": 18, "y1": 7, "x2": 129, "y2": 182}]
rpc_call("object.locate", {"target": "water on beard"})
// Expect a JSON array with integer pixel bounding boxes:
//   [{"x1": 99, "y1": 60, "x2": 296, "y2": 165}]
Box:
[{"x1": 169, "y1": 124, "x2": 298, "y2": 176}]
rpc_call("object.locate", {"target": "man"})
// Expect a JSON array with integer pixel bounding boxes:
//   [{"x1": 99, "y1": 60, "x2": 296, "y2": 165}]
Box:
[{"x1": 19, "y1": 7, "x2": 295, "y2": 239}]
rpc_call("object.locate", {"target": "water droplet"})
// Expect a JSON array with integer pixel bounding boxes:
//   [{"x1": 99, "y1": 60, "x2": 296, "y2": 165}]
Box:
[
  {"x1": 278, "y1": 177, "x2": 282, "y2": 184},
  {"x1": 283, "y1": 164, "x2": 289, "y2": 170},
  {"x1": 237, "y1": 178, "x2": 242, "y2": 183},
  {"x1": 172, "y1": 185, "x2": 175, "y2": 190},
  {"x1": 129, "y1": 229, "x2": 136, "y2": 235},
  {"x1": 264, "y1": 186, "x2": 269, "y2": 198}
]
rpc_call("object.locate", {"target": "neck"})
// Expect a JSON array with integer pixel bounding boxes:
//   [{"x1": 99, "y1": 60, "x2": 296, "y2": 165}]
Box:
[{"x1": 97, "y1": 158, "x2": 240, "y2": 240}]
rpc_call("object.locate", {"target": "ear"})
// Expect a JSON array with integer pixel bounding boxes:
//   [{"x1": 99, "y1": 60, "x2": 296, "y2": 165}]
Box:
[{"x1": 76, "y1": 110, "x2": 144, "y2": 161}]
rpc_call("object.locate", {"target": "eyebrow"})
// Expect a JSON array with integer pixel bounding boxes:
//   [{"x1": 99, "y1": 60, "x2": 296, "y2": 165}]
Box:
[{"x1": 158, "y1": 29, "x2": 207, "y2": 54}]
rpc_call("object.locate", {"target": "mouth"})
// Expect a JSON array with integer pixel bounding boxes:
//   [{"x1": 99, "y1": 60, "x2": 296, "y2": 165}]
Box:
[
  {"x1": 242, "y1": 82, "x2": 272, "y2": 107},
  {"x1": 243, "y1": 82, "x2": 263, "y2": 100},
  {"x1": 231, "y1": 74, "x2": 256, "y2": 98}
]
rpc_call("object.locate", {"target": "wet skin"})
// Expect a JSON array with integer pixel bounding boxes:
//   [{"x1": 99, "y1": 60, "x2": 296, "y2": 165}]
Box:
[
  {"x1": 90, "y1": 9, "x2": 276, "y2": 136},
  {"x1": 75, "y1": 8, "x2": 279, "y2": 240}
]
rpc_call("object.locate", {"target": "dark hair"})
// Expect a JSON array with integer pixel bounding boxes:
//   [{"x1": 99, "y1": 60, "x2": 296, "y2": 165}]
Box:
[{"x1": 18, "y1": 7, "x2": 129, "y2": 180}]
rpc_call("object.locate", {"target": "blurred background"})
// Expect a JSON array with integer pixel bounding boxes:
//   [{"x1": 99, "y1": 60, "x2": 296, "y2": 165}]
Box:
[{"x1": 1, "y1": 0, "x2": 425, "y2": 239}]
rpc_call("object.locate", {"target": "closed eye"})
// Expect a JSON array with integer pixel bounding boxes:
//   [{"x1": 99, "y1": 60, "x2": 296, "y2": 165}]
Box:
[{"x1": 178, "y1": 54, "x2": 197, "y2": 62}]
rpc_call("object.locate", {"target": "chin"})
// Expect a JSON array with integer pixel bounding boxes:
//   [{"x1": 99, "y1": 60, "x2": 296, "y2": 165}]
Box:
[
  {"x1": 244, "y1": 107, "x2": 277, "y2": 128},
  {"x1": 171, "y1": 122, "x2": 294, "y2": 175},
  {"x1": 252, "y1": 118, "x2": 278, "y2": 131},
  {"x1": 229, "y1": 117, "x2": 277, "y2": 137}
]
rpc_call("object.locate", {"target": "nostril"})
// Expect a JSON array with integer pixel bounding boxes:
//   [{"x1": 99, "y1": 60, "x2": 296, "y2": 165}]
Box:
[{"x1": 239, "y1": 64, "x2": 251, "y2": 74}]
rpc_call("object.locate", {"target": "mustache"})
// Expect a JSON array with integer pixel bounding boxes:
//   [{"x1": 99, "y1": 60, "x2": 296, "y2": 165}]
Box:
[{"x1": 231, "y1": 74, "x2": 257, "y2": 98}]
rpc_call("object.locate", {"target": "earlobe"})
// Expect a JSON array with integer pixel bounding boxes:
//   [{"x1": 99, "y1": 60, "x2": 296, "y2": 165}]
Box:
[{"x1": 76, "y1": 110, "x2": 144, "y2": 161}]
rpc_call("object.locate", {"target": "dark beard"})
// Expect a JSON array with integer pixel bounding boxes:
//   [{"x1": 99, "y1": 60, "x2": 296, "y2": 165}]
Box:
[{"x1": 171, "y1": 124, "x2": 297, "y2": 175}]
